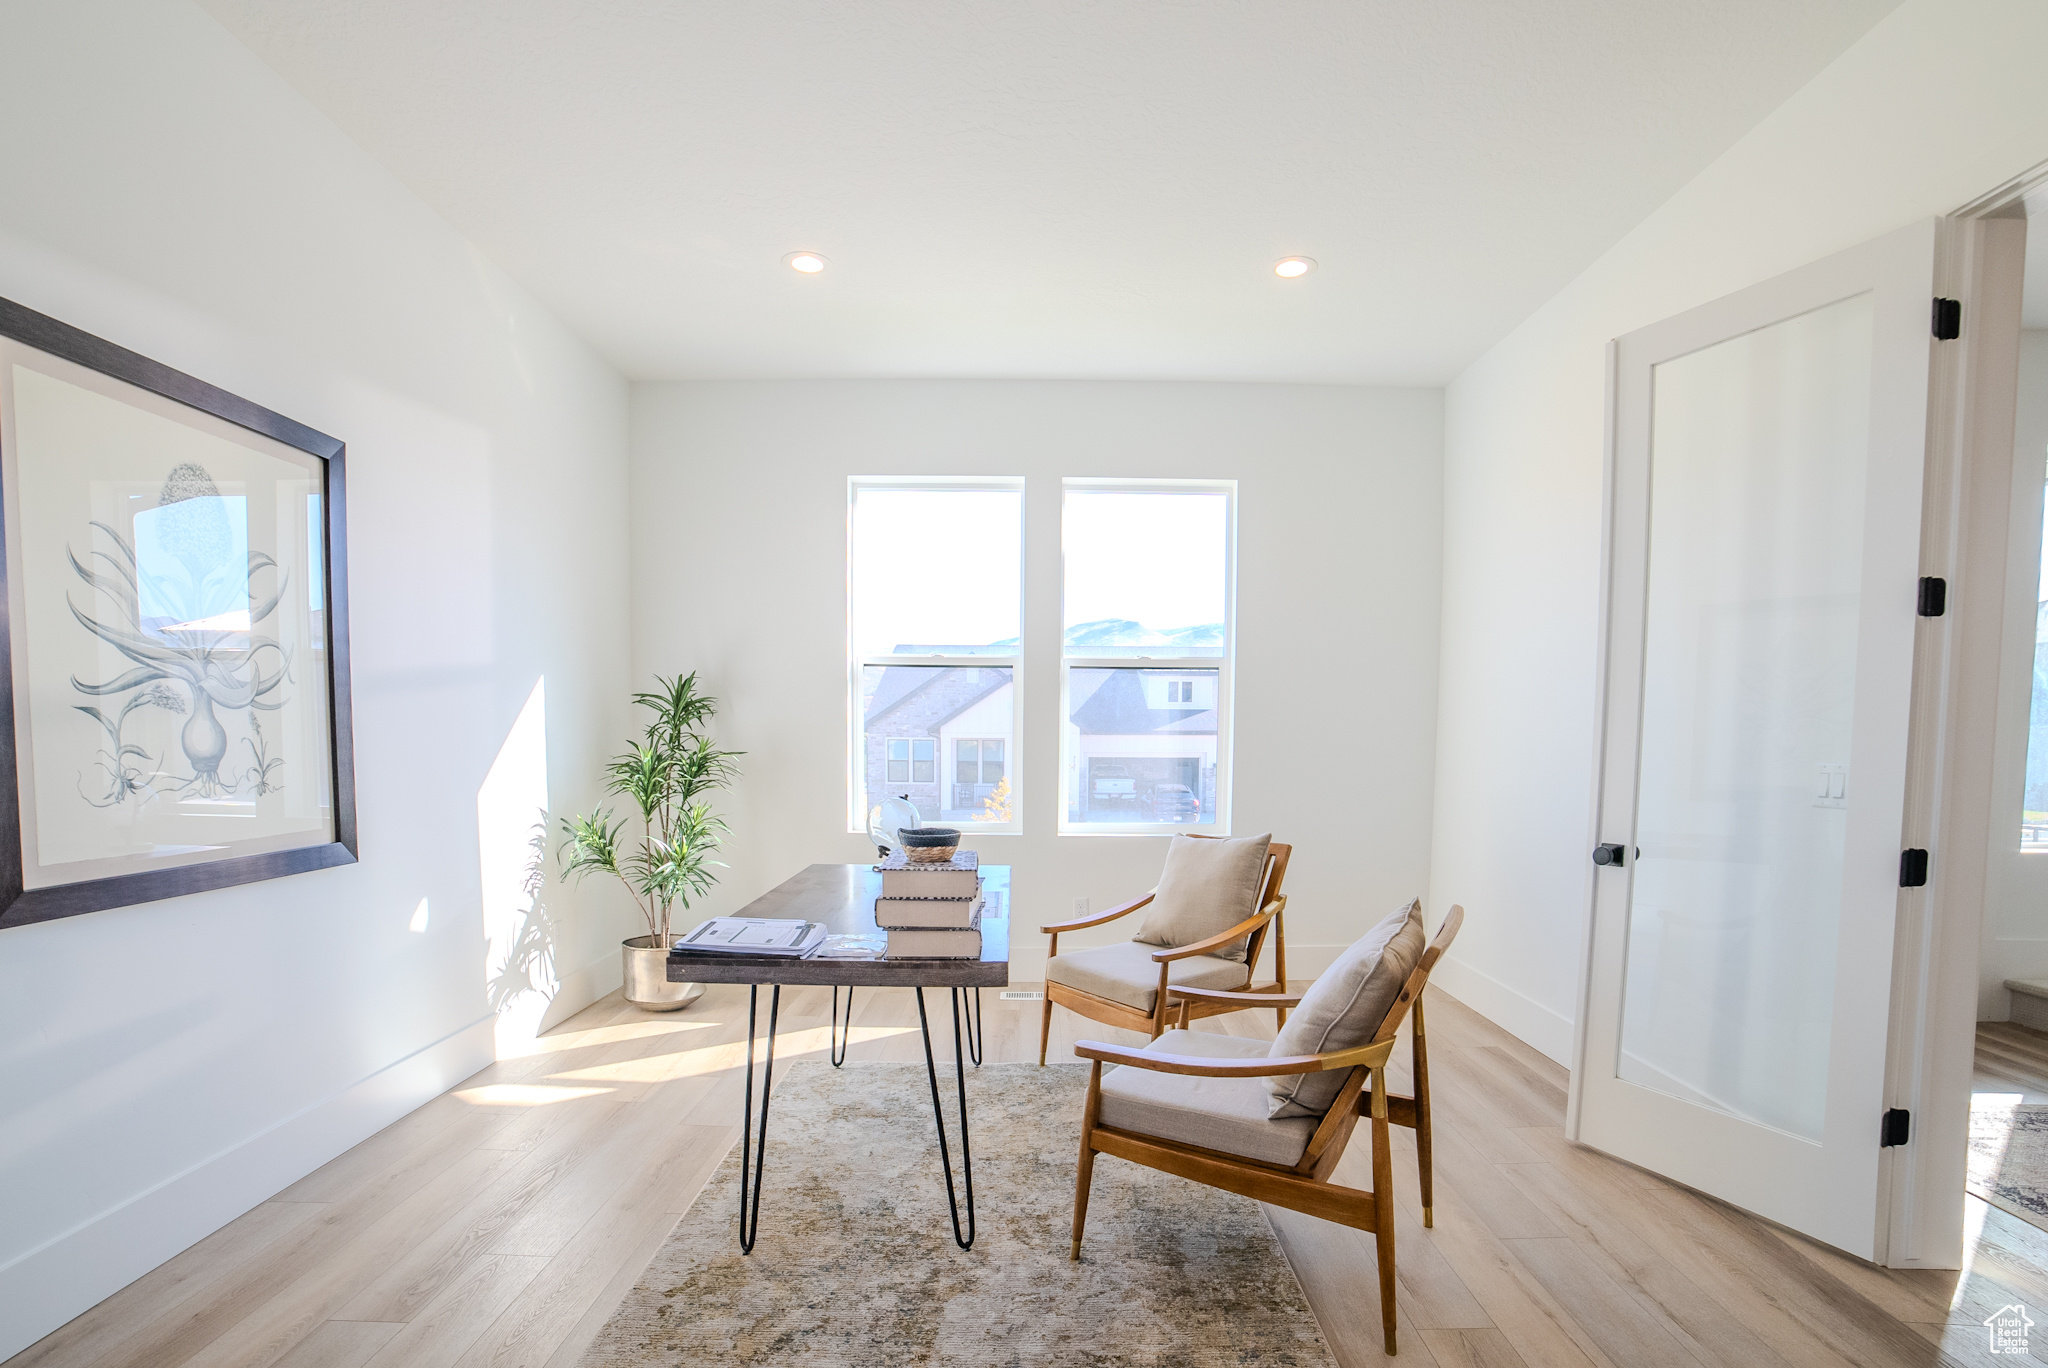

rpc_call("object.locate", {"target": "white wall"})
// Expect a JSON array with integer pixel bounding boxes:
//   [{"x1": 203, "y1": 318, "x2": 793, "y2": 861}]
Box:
[
  {"x1": 0, "y1": 1, "x2": 633, "y2": 1356},
  {"x1": 1983, "y1": 330, "x2": 2048, "y2": 1014},
  {"x1": 630, "y1": 380, "x2": 1442, "y2": 981},
  {"x1": 1428, "y1": 0, "x2": 2048, "y2": 1066}
]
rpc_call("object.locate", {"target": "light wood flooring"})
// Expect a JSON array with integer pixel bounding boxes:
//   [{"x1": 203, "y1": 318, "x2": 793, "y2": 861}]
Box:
[
  {"x1": 11, "y1": 985, "x2": 2048, "y2": 1368},
  {"x1": 1975, "y1": 1020, "x2": 2048, "y2": 1104}
]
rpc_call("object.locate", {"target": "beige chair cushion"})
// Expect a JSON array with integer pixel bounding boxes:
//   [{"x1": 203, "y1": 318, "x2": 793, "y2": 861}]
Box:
[
  {"x1": 1131, "y1": 832, "x2": 1272, "y2": 963},
  {"x1": 1265, "y1": 900, "x2": 1427, "y2": 1118},
  {"x1": 1098, "y1": 1029, "x2": 1321, "y2": 1167},
  {"x1": 1046, "y1": 941, "x2": 1249, "y2": 1015}
]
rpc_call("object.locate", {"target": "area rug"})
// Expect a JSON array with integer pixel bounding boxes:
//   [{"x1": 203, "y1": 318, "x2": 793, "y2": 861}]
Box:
[
  {"x1": 1967, "y1": 1099, "x2": 2048, "y2": 1228},
  {"x1": 579, "y1": 1062, "x2": 1336, "y2": 1367}
]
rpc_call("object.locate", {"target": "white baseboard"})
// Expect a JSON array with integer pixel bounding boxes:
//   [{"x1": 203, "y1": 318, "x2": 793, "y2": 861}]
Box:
[
  {"x1": 0, "y1": 1015, "x2": 495, "y2": 1362},
  {"x1": 539, "y1": 951, "x2": 622, "y2": 1036},
  {"x1": 1426, "y1": 956, "x2": 1575, "y2": 1066},
  {"x1": 494, "y1": 950, "x2": 625, "y2": 1057},
  {"x1": 1274, "y1": 943, "x2": 1349, "y2": 980}
]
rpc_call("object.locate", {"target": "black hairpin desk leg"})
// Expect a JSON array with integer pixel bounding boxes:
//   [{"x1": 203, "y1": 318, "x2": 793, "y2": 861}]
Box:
[
  {"x1": 915, "y1": 986, "x2": 976, "y2": 1249},
  {"x1": 737, "y1": 983, "x2": 781, "y2": 1254},
  {"x1": 962, "y1": 985, "x2": 984, "y2": 1066},
  {"x1": 830, "y1": 985, "x2": 854, "y2": 1067}
]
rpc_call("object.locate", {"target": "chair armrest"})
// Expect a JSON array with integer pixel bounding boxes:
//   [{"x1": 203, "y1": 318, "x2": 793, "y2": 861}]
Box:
[
  {"x1": 1041, "y1": 891, "x2": 1154, "y2": 935},
  {"x1": 1165, "y1": 986, "x2": 1304, "y2": 1009},
  {"x1": 1072, "y1": 1037, "x2": 1394, "y2": 1078},
  {"x1": 1148, "y1": 898, "x2": 1280, "y2": 962}
]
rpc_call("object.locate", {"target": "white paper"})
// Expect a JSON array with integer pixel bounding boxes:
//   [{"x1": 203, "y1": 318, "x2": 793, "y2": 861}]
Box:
[{"x1": 684, "y1": 917, "x2": 814, "y2": 949}]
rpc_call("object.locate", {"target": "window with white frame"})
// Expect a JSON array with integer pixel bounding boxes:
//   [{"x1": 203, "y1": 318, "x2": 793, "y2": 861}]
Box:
[
  {"x1": 1061, "y1": 481, "x2": 1234, "y2": 833},
  {"x1": 849, "y1": 480, "x2": 1022, "y2": 833}
]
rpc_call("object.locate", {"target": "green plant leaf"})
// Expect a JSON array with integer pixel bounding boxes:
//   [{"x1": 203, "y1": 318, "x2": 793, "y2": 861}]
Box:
[{"x1": 560, "y1": 673, "x2": 740, "y2": 942}]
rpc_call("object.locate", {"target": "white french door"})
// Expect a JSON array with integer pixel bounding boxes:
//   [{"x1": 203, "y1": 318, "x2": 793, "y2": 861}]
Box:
[{"x1": 1570, "y1": 220, "x2": 1941, "y2": 1259}]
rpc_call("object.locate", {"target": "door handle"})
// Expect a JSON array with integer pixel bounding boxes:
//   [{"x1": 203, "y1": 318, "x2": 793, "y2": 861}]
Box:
[{"x1": 1593, "y1": 843, "x2": 1628, "y2": 867}]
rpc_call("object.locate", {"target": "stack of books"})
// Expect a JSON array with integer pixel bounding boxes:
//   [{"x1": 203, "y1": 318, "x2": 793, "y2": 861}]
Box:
[{"x1": 874, "y1": 850, "x2": 982, "y2": 958}]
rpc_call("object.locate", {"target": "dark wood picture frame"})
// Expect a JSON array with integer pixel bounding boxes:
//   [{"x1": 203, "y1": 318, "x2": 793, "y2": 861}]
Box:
[{"x1": 0, "y1": 296, "x2": 357, "y2": 929}]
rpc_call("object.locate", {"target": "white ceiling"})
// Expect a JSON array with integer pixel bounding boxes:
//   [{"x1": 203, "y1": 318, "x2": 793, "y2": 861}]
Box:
[{"x1": 202, "y1": 1, "x2": 1899, "y2": 384}]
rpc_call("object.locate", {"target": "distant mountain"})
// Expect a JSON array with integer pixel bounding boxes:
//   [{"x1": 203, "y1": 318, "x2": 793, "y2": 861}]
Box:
[
  {"x1": 888, "y1": 620, "x2": 1225, "y2": 654},
  {"x1": 1062, "y1": 619, "x2": 1223, "y2": 650}
]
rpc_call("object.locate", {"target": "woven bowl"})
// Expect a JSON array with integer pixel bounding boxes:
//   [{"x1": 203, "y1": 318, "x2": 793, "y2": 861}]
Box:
[{"x1": 898, "y1": 827, "x2": 962, "y2": 863}]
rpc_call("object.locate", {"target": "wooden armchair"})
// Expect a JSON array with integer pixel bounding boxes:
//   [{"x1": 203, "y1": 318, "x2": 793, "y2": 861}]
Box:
[
  {"x1": 1069, "y1": 905, "x2": 1464, "y2": 1358},
  {"x1": 1038, "y1": 839, "x2": 1292, "y2": 1065}
]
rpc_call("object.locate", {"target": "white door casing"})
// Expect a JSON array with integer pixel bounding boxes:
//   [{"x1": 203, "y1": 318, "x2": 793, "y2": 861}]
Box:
[{"x1": 1880, "y1": 215, "x2": 2024, "y2": 1268}]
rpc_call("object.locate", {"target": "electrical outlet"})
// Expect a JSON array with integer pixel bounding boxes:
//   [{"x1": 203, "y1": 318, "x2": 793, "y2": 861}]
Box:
[
  {"x1": 999, "y1": 990, "x2": 1044, "y2": 1001},
  {"x1": 1073, "y1": 896, "x2": 1089, "y2": 917}
]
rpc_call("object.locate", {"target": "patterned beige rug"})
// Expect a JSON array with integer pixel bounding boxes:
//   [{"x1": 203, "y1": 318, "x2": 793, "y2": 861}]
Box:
[
  {"x1": 1969, "y1": 1098, "x2": 2048, "y2": 1229},
  {"x1": 580, "y1": 1061, "x2": 1336, "y2": 1367}
]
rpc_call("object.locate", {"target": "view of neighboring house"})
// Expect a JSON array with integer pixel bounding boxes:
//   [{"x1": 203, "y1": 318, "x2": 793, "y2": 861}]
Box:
[
  {"x1": 860, "y1": 619, "x2": 1222, "y2": 828},
  {"x1": 862, "y1": 665, "x2": 1013, "y2": 824},
  {"x1": 1065, "y1": 667, "x2": 1217, "y2": 824}
]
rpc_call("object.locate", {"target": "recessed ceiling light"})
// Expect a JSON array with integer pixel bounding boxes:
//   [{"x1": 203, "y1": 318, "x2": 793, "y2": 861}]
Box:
[
  {"x1": 1274, "y1": 256, "x2": 1316, "y2": 279},
  {"x1": 785, "y1": 251, "x2": 828, "y2": 274}
]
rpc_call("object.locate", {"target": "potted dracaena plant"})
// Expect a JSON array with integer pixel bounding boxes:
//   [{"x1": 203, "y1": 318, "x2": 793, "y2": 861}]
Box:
[{"x1": 560, "y1": 673, "x2": 740, "y2": 1011}]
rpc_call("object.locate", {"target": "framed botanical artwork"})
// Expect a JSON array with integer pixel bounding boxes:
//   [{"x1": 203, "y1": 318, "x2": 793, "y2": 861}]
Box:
[{"x1": 0, "y1": 297, "x2": 356, "y2": 929}]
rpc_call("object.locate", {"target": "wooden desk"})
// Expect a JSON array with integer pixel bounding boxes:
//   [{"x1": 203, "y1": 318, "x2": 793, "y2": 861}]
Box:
[
  {"x1": 667, "y1": 862, "x2": 1010, "y2": 1252},
  {"x1": 664, "y1": 862, "x2": 1009, "y2": 987}
]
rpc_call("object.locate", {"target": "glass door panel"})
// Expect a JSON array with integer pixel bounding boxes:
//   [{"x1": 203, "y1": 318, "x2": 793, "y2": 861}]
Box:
[{"x1": 1618, "y1": 293, "x2": 1875, "y2": 1141}]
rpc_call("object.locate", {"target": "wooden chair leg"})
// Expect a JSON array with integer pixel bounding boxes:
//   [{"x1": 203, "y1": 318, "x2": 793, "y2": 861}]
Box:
[
  {"x1": 1370, "y1": 1068, "x2": 1397, "y2": 1356},
  {"x1": 1072, "y1": 1062, "x2": 1102, "y2": 1259},
  {"x1": 1039, "y1": 995, "x2": 1053, "y2": 1066},
  {"x1": 1071, "y1": 1145, "x2": 1097, "y2": 1261},
  {"x1": 1151, "y1": 964, "x2": 1170, "y2": 1038},
  {"x1": 1274, "y1": 912, "x2": 1289, "y2": 1030},
  {"x1": 1413, "y1": 996, "x2": 1434, "y2": 1227}
]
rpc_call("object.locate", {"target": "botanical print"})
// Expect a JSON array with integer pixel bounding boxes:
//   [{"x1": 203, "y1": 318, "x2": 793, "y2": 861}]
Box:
[
  {"x1": 1, "y1": 345, "x2": 333, "y2": 889},
  {"x1": 70, "y1": 460, "x2": 295, "y2": 804}
]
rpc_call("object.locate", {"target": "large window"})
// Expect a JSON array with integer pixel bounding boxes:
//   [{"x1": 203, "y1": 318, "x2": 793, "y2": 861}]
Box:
[
  {"x1": 1061, "y1": 482, "x2": 1234, "y2": 833},
  {"x1": 849, "y1": 481, "x2": 1022, "y2": 833}
]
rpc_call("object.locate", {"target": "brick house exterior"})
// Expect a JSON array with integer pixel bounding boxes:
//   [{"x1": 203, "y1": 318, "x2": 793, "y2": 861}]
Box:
[{"x1": 862, "y1": 666, "x2": 1011, "y2": 822}]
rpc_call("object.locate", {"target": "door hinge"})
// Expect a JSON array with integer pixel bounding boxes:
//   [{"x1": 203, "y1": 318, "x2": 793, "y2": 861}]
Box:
[
  {"x1": 1592, "y1": 843, "x2": 1627, "y2": 867},
  {"x1": 1917, "y1": 577, "x2": 1946, "y2": 617},
  {"x1": 1881, "y1": 1108, "x2": 1910, "y2": 1147},
  {"x1": 1932, "y1": 298, "x2": 1961, "y2": 340},
  {"x1": 1900, "y1": 849, "x2": 1929, "y2": 887}
]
